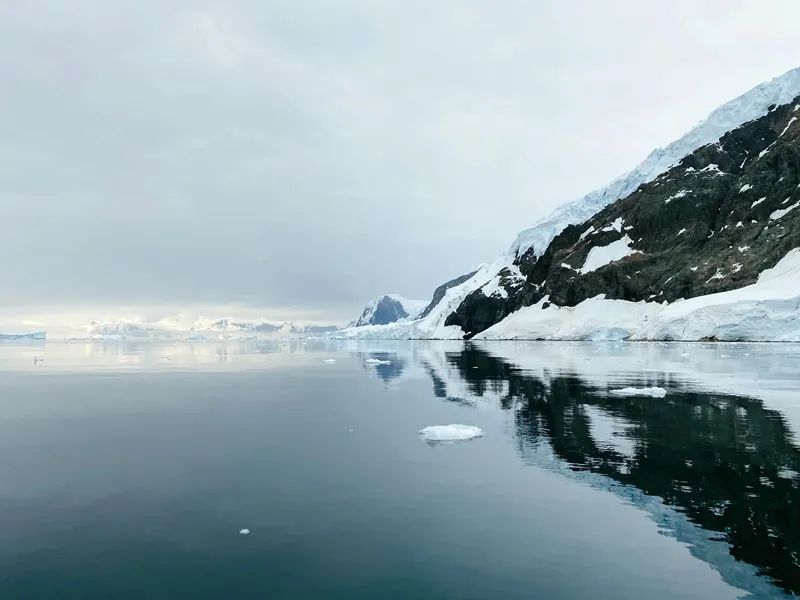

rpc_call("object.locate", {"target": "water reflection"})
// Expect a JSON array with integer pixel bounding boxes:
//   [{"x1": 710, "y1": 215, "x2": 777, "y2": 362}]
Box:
[{"x1": 420, "y1": 345, "x2": 800, "y2": 596}]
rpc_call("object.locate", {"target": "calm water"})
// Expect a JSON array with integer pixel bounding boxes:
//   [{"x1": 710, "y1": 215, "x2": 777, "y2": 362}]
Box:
[{"x1": 0, "y1": 340, "x2": 799, "y2": 599}]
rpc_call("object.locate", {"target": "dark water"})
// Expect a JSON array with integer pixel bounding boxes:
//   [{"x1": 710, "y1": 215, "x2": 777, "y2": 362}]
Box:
[{"x1": 0, "y1": 340, "x2": 799, "y2": 599}]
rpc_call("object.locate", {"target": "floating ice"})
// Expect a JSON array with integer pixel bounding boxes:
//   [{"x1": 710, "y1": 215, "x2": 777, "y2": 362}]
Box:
[
  {"x1": 323, "y1": 359, "x2": 337, "y2": 363},
  {"x1": 419, "y1": 424, "x2": 483, "y2": 442},
  {"x1": 365, "y1": 358, "x2": 391, "y2": 365},
  {"x1": 239, "y1": 528, "x2": 250, "y2": 535},
  {"x1": 609, "y1": 387, "x2": 668, "y2": 398}
]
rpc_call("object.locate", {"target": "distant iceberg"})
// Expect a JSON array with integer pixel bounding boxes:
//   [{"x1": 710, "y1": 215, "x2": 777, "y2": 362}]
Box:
[
  {"x1": 419, "y1": 424, "x2": 483, "y2": 441},
  {"x1": 0, "y1": 331, "x2": 46, "y2": 341}
]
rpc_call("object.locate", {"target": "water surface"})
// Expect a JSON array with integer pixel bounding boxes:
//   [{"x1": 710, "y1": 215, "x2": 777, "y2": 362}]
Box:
[{"x1": 0, "y1": 340, "x2": 798, "y2": 599}]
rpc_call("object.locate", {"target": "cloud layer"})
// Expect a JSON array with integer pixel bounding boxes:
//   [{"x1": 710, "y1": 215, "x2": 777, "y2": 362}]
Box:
[{"x1": 1, "y1": 0, "x2": 798, "y2": 321}]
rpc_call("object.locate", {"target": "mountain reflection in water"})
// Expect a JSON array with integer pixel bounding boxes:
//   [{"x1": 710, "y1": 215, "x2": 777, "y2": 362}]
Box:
[{"x1": 376, "y1": 343, "x2": 800, "y2": 597}]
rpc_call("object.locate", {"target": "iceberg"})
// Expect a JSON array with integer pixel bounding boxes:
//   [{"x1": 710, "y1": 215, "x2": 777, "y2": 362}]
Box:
[
  {"x1": 0, "y1": 331, "x2": 46, "y2": 341},
  {"x1": 419, "y1": 424, "x2": 484, "y2": 441}
]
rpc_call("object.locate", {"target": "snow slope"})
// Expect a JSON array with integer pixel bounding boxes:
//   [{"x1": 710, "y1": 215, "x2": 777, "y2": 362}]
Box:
[
  {"x1": 510, "y1": 67, "x2": 800, "y2": 258},
  {"x1": 477, "y1": 248, "x2": 800, "y2": 341}
]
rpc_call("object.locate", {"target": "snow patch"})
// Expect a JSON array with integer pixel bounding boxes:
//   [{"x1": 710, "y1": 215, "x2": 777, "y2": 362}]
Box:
[
  {"x1": 580, "y1": 235, "x2": 640, "y2": 274},
  {"x1": 665, "y1": 189, "x2": 691, "y2": 204},
  {"x1": 770, "y1": 200, "x2": 800, "y2": 221}
]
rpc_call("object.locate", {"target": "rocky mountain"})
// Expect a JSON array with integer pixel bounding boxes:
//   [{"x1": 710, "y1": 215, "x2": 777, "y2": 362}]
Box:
[
  {"x1": 340, "y1": 67, "x2": 800, "y2": 342},
  {"x1": 353, "y1": 295, "x2": 426, "y2": 327}
]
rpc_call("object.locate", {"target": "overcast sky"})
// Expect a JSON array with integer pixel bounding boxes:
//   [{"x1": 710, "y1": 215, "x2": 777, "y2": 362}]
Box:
[{"x1": 1, "y1": 1, "x2": 799, "y2": 323}]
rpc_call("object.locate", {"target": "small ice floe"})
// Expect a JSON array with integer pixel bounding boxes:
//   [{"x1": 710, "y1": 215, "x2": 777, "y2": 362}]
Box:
[
  {"x1": 778, "y1": 468, "x2": 799, "y2": 480},
  {"x1": 323, "y1": 359, "x2": 337, "y2": 363},
  {"x1": 365, "y1": 358, "x2": 391, "y2": 365},
  {"x1": 419, "y1": 424, "x2": 483, "y2": 442},
  {"x1": 239, "y1": 528, "x2": 250, "y2": 535},
  {"x1": 680, "y1": 353, "x2": 690, "y2": 358},
  {"x1": 609, "y1": 387, "x2": 667, "y2": 398}
]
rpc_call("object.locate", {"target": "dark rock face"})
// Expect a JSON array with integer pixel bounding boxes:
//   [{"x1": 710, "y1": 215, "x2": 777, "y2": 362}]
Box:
[
  {"x1": 417, "y1": 270, "x2": 478, "y2": 319},
  {"x1": 355, "y1": 296, "x2": 409, "y2": 327},
  {"x1": 444, "y1": 267, "x2": 525, "y2": 334},
  {"x1": 448, "y1": 95, "x2": 800, "y2": 338}
]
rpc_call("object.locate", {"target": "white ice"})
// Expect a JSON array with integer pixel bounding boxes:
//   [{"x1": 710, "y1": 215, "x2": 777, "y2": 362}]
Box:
[
  {"x1": 608, "y1": 387, "x2": 668, "y2": 398},
  {"x1": 418, "y1": 424, "x2": 483, "y2": 441}
]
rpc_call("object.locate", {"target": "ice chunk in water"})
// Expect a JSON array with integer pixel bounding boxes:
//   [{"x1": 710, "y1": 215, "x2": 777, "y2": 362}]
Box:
[
  {"x1": 365, "y1": 358, "x2": 391, "y2": 365},
  {"x1": 239, "y1": 528, "x2": 250, "y2": 535},
  {"x1": 609, "y1": 387, "x2": 667, "y2": 398},
  {"x1": 324, "y1": 359, "x2": 337, "y2": 363},
  {"x1": 419, "y1": 424, "x2": 483, "y2": 441}
]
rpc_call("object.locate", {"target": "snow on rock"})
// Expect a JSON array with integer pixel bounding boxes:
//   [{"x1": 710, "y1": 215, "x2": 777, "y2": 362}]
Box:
[
  {"x1": 665, "y1": 189, "x2": 691, "y2": 204},
  {"x1": 476, "y1": 248, "x2": 800, "y2": 341},
  {"x1": 609, "y1": 387, "x2": 668, "y2": 399},
  {"x1": 580, "y1": 235, "x2": 640, "y2": 274},
  {"x1": 510, "y1": 67, "x2": 800, "y2": 258},
  {"x1": 418, "y1": 424, "x2": 483, "y2": 442},
  {"x1": 769, "y1": 200, "x2": 800, "y2": 221}
]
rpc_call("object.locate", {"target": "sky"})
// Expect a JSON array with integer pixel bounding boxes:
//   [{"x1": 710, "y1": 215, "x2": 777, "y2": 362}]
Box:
[{"x1": 1, "y1": 0, "x2": 799, "y2": 325}]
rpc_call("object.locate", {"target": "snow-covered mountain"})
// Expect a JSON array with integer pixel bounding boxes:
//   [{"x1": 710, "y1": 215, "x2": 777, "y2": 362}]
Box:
[
  {"x1": 339, "y1": 67, "x2": 800, "y2": 342},
  {"x1": 352, "y1": 295, "x2": 427, "y2": 327},
  {"x1": 510, "y1": 67, "x2": 800, "y2": 259}
]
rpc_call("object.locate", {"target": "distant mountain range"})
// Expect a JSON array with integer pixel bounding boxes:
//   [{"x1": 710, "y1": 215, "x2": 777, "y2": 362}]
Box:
[
  {"x1": 77, "y1": 317, "x2": 338, "y2": 340},
  {"x1": 342, "y1": 67, "x2": 800, "y2": 341}
]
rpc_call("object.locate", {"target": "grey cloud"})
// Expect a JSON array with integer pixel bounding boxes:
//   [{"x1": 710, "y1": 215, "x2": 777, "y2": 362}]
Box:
[{"x1": 1, "y1": 0, "x2": 799, "y2": 320}]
